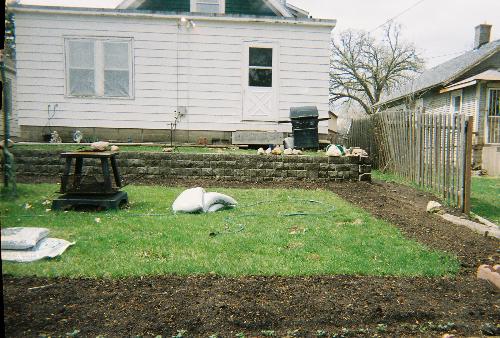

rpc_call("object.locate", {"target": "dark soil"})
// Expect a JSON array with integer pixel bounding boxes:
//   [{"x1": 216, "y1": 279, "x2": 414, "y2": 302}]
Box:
[{"x1": 3, "y1": 177, "x2": 499, "y2": 337}]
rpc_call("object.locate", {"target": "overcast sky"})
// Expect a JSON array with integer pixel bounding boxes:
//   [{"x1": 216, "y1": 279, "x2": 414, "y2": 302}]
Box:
[{"x1": 18, "y1": 0, "x2": 500, "y2": 68}]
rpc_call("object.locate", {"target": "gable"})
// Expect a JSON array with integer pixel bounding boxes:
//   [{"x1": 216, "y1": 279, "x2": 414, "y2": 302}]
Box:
[{"x1": 119, "y1": 0, "x2": 284, "y2": 16}]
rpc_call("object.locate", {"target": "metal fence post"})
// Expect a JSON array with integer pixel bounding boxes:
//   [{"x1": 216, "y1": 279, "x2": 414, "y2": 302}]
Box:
[{"x1": 462, "y1": 116, "x2": 473, "y2": 214}]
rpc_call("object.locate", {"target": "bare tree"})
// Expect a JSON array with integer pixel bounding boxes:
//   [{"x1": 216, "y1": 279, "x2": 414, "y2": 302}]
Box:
[{"x1": 330, "y1": 23, "x2": 424, "y2": 115}]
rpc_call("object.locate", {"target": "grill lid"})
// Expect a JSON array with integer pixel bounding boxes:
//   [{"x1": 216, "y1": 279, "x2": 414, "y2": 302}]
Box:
[{"x1": 290, "y1": 106, "x2": 319, "y2": 119}]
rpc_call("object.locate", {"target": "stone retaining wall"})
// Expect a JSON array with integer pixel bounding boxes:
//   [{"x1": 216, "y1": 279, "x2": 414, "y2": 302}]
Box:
[{"x1": 12, "y1": 150, "x2": 371, "y2": 182}]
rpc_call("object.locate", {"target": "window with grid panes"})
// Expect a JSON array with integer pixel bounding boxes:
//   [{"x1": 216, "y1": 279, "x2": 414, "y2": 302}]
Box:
[
  {"x1": 488, "y1": 89, "x2": 500, "y2": 116},
  {"x1": 66, "y1": 38, "x2": 132, "y2": 98}
]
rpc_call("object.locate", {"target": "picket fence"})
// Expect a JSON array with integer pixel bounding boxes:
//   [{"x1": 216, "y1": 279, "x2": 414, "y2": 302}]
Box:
[{"x1": 346, "y1": 109, "x2": 473, "y2": 212}]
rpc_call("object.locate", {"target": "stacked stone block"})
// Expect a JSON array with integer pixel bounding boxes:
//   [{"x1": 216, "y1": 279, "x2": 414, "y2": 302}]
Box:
[{"x1": 13, "y1": 150, "x2": 371, "y2": 182}]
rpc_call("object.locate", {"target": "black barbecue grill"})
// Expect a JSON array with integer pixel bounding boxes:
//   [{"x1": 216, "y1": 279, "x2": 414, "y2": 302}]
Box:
[{"x1": 280, "y1": 106, "x2": 329, "y2": 149}]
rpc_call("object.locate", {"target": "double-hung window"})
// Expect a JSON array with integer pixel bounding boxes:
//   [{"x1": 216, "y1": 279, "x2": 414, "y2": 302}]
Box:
[
  {"x1": 66, "y1": 38, "x2": 133, "y2": 98},
  {"x1": 487, "y1": 88, "x2": 500, "y2": 143},
  {"x1": 191, "y1": 0, "x2": 225, "y2": 14},
  {"x1": 248, "y1": 47, "x2": 273, "y2": 87},
  {"x1": 488, "y1": 88, "x2": 500, "y2": 117}
]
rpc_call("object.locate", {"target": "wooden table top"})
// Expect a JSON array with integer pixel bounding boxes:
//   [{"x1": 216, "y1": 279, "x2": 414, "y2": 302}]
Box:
[{"x1": 60, "y1": 151, "x2": 119, "y2": 158}]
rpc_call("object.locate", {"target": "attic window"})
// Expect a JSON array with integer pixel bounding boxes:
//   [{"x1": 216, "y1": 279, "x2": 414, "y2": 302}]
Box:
[{"x1": 191, "y1": 0, "x2": 225, "y2": 14}]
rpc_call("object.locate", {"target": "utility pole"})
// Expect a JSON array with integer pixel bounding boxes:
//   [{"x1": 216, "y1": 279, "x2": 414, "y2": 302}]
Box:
[{"x1": 1, "y1": 49, "x2": 17, "y2": 196}]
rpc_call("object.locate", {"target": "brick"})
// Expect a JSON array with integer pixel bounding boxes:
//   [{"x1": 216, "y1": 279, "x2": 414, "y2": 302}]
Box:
[
  {"x1": 307, "y1": 170, "x2": 319, "y2": 179},
  {"x1": 201, "y1": 168, "x2": 214, "y2": 176},
  {"x1": 328, "y1": 171, "x2": 338, "y2": 178}
]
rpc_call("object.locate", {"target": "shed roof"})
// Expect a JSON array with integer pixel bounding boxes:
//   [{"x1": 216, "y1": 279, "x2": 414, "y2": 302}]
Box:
[{"x1": 377, "y1": 39, "x2": 500, "y2": 106}]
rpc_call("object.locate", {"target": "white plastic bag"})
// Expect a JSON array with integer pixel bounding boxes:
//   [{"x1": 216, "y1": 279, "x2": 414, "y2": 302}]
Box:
[
  {"x1": 1, "y1": 227, "x2": 50, "y2": 250},
  {"x1": 172, "y1": 187, "x2": 206, "y2": 213},
  {"x1": 207, "y1": 203, "x2": 226, "y2": 213},
  {"x1": 326, "y1": 145, "x2": 342, "y2": 157},
  {"x1": 203, "y1": 192, "x2": 237, "y2": 212},
  {"x1": 1, "y1": 238, "x2": 75, "y2": 263}
]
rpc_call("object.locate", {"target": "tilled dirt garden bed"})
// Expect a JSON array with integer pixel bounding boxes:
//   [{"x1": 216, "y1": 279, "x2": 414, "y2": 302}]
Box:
[{"x1": 3, "y1": 178, "x2": 499, "y2": 336}]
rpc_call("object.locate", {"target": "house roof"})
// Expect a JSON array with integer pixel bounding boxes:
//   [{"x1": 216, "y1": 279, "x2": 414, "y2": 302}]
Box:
[
  {"x1": 439, "y1": 69, "x2": 500, "y2": 93},
  {"x1": 116, "y1": 0, "x2": 294, "y2": 17},
  {"x1": 377, "y1": 39, "x2": 500, "y2": 106},
  {"x1": 11, "y1": 4, "x2": 336, "y2": 27}
]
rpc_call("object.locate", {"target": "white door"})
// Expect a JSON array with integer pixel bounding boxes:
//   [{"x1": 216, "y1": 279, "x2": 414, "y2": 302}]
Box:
[{"x1": 242, "y1": 42, "x2": 279, "y2": 121}]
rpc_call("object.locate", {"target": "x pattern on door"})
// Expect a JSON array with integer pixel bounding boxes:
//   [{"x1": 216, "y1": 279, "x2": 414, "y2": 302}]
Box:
[{"x1": 245, "y1": 90, "x2": 274, "y2": 117}]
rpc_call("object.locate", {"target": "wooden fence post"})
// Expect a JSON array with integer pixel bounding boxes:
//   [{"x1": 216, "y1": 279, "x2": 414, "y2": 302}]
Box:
[{"x1": 462, "y1": 116, "x2": 473, "y2": 214}]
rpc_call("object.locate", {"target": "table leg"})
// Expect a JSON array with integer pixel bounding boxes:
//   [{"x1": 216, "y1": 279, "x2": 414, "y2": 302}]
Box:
[
  {"x1": 74, "y1": 157, "x2": 83, "y2": 190},
  {"x1": 61, "y1": 157, "x2": 73, "y2": 193},
  {"x1": 110, "y1": 156, "x2": 122, "y2": 188},
  {"x1": 101, "y1": 158, "x2": 112, "y2": 192}
]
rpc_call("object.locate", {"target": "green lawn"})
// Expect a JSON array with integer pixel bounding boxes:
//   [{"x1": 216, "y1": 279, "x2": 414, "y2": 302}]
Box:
[
  {"x1": 1, "y1": 184, "x2": 459, "y2": 278},
  {"x1": 471, "y1": 176, "x2": 500, "y2": 224},
  {"x1": 373, "y1": 171, "x2": 499, "y2": 224},
  {"x1": 12, "y1": 143, "x2": 250, "y2": 154}
]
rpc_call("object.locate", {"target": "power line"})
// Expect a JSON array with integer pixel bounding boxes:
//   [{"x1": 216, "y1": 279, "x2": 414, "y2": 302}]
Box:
[{"x1": 370, "y1": 0, "x2": 427, "y2": 32}]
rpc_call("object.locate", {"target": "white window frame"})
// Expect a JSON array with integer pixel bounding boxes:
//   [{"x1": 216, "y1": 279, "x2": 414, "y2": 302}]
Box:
[
  {"x1": 64, "y1": 37, "x2": 134, "y2": 99},
  {"x1": 486, "y1": 87, "x2": 500, "y2": 144},
  {"x1": 190, "y1": 0, "x2": 225, "y2": 14},
  {"x1": 248, "y1": 46, "x2": 274, "y2": 88},
  {"x1": 449, "y1": 90, "x2": 462, "y2": 114}
]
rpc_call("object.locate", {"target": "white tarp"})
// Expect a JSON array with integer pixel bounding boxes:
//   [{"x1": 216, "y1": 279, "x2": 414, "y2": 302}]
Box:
[
  {"x1": 172, "y1": 188, "x2": 237, "y2": 213},
  {"x1": 1, "y1": 227, "x2": 50, "y2": 250},
  {"x1": 1, "y1": 238, "x2": 75, "y2": 263},
  {"x1": 202, "y1": 192, "x2": 237, "y2": 212},
  {"x1": 172, "y1": 187, "x2": 206, "y2": 213}
]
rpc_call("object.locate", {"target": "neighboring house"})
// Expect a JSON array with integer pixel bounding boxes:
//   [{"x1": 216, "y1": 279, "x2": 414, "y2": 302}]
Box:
[
  {"x1": 0, "y1": 54, "x2": 19, "y2": 141},
  {"x1": 376, "y1": 24, "x2": 500, "y2": 176},
  {"x1": 12, "y1": 0, "x2": 336, "y2": 144}
]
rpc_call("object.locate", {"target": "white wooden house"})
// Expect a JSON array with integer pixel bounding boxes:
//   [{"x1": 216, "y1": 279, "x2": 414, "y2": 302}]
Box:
[
  {"x1": 376, "y1": 25, "x2": 500, "y2": 176},
  {"x1": 12, "y1": 0, "x2": 336, "y2": 144}
]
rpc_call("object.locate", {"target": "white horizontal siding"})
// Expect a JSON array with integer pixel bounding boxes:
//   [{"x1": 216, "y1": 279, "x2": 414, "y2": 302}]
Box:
[
  {"x1": 15, "y1": 11, "x2": 332, "y2": 133},
  {"x1": 423, "y1": 91, "x2": 450, "y2": 115}
]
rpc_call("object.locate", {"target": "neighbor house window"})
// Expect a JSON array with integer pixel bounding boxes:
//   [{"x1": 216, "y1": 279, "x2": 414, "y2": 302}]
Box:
[
  {"x1": 191, "y1": 0, "x2": 225, "y2": 13},
  {"x1": 450, "y1": 91, "x2": 462, "y2": 114},
  {"x1": 488, "y1": 89, "x2": 500, "y2": 116},
  {"x1": 66, "y1": 38, "x2": 133, "y2": 98},
  {"x1": 249, "y1": 47, "x2": 273, "y2": 87}
]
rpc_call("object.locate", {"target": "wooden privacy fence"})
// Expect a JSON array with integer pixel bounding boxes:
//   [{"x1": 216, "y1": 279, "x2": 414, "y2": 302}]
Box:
[{"x1": 346, "y1": 109, "x2": 473, "y2": 212}]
